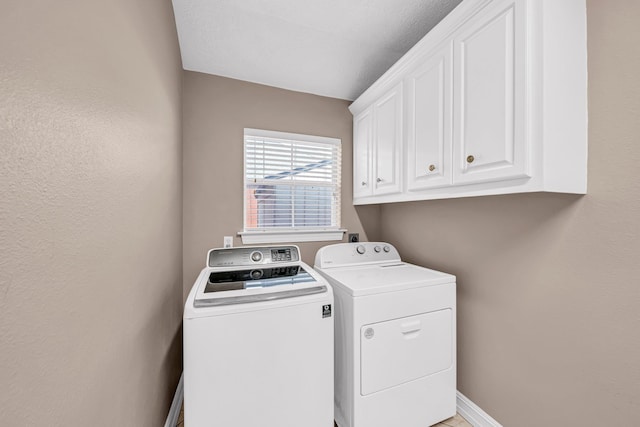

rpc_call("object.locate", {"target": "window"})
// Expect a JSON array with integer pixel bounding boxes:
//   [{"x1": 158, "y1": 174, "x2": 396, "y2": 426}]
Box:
[{"x1": 240, "y1": 128, "x2": 344, "y2": 244}]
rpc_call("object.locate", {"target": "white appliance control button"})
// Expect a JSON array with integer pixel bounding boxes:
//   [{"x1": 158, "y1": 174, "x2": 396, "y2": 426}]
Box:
[
  {"x1": 383, "y1": 246, "x2": 391, "y2": 253},
  {"x1": 374, "y1": 246, "x2": 381, "y2": 253},
  {"x1": 356, "y1": 245, "x2": 366, "y2": 254},
  {"x1": 250, "y1": 251, "x2": 263, "y2": 262}
]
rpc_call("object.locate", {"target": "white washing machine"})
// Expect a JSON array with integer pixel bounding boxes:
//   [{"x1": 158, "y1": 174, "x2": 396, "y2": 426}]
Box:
[
  {"x1": 184, "y1": 245, "x2": 334, "y2": 427},
  {"x1": 314, "y1": 242, "x2": 456, "y2": 427}
]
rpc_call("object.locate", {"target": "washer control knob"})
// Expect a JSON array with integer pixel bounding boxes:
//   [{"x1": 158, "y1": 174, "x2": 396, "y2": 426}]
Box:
[
  {"x1": 374, "y1": 246, "x2": 381, "y2": 253},
  {"x1": 250, "y1": 251, "x2": 263, "y2": 262},
  {"x1": 250, "y1": 269, "x2": 263, "y2": 280},
  {"x1": 383, "y1": 245, "x2": 391, "y2": 253},
  {"x1": 356, "y1": 245, "x2": 366, "y2": 255}
]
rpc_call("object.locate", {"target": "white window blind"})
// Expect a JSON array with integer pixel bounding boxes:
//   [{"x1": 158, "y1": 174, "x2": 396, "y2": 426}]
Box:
[{"x1": 243, "y1": 129, "x2": 342, "y2": 241}]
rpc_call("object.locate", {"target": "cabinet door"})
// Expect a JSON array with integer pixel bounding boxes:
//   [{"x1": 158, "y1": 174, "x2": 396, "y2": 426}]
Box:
[
  {"x1": 353, "y1": 108, "x2": 373, "y2": 199},
  {"x1": 373, "y1": 84, "x2": 402, "y2": 195},
  {"x1": 452, "y1": 0, "x2": 530, "y2": 185},
  {"x1": 406, "y1": 42, "x2": 453, "y2": 191}
]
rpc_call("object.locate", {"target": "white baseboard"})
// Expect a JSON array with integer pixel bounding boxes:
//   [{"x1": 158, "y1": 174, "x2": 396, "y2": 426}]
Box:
[
  {"x1": 456, "y1": 391, "x2": 502, "y2": 427},
  {"x1": 164, "y1": 372, "x2": 184, "y2": 427}
]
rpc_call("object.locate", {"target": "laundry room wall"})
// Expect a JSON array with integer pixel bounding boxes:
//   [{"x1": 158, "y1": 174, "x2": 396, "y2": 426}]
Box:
[
  {"x1": 378, "y1": 0, "x2": 640, "y2": 425},
  {"x1": 182, "y1": 72, "x2": 381, "y2": 295},
  {"x1": 0, "y1": 0, "x2": 183, "y2": 426}
]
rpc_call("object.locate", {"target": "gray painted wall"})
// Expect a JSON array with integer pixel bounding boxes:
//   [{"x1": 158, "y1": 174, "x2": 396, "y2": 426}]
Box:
[{"x1": 0, "y1": 0, "x2": 183, "y2": 425}]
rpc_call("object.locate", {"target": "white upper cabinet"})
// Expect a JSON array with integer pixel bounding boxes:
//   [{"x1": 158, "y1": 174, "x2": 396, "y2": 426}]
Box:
[
  {"x1": 406, "y1": 42, "x2": 453, "y2": 191},
  {"x1": 453, "y1": 0, "x2": 529, "y2": 185},
  {"x1": 349, "y1": 0, "x2": 587, "y2": 205},
  {"x1": 372, "y1": 84, "x2": 402, "y2": 195},
  {"x1": 352, "y1": 84, "x2": 403, "y2": 199},
  {"x1": 353, "y1": 108, "x2": 373, "y2": 199}
]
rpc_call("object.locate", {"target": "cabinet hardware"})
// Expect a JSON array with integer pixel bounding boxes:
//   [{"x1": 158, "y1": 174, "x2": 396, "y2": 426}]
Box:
[
  {"x1": 466, "y1": 155, "x2": 475, "y2": 164},
  {"x1": 361, "y1": 181, "x2": 367, "y2": 186},
  {"x1": 376, "y1": 178, "x2": 383, "y2": 182},
  {"x1": 428, "y1": 164, "x2": 436, "y2": 172}
]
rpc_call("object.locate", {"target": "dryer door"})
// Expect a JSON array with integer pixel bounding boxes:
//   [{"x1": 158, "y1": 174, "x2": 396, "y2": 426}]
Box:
[{"x1": 360, "y1": 309, "x2": 453, "y2": 396}]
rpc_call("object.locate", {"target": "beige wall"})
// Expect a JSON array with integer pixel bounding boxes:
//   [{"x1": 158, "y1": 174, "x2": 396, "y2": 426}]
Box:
[
  {"x1": 0, "y1": 1, "x2": 183, "y2": 426},
  {"x1": 377, "y1": 1, "x2": 640, "y2": 425},
  {"x1": 182, "y1": 72, "x2": 380, "y2": 294}
]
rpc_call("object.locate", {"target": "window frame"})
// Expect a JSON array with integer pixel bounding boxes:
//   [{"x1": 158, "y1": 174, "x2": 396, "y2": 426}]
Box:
[{"x1": 239, "y1": 128, "x2": 346, "y2": 244}]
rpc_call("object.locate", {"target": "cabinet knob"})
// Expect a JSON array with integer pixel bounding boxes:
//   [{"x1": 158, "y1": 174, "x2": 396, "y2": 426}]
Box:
[
  {"x1": 376, "y1": 178, "x2": 383, "y2": 183},
  {"x1": 361, "y1": 181, "x2": 367, "y2": 186},
  {"x1": 428, "y1": 164, "x2": 436, "y2": 172},
  {"x1": 466, "y1": 155, "x2": 475, "y2": 164}
]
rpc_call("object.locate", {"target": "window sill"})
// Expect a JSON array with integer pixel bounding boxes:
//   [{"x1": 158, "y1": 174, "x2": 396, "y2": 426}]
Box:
[{"x1": 238, "y1": 229, "x2": 346, "y2": 244}]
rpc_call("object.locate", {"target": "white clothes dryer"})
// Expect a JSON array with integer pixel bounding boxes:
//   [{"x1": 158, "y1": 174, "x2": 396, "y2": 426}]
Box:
[
  {"x1": 184, "y1": 245, "x2": 334, "y2": 427},
  {"x1": 314, "y1": 242, "x2": 456, "y2": 427}
]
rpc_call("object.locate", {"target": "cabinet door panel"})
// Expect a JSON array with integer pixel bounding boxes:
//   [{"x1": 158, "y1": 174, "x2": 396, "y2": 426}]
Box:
[
  {"x1": 353, "y1": 109, "x2": 373, "y2": 199},
  {"x1": 407, "y1": 43, "x2": 453, "y2": 191},
  {"x1": 373, "y1": 85, "x2": 402, "y2": 195},
  {"x1": 453, "y1": 0, "x2": 529, "y2": 184}
]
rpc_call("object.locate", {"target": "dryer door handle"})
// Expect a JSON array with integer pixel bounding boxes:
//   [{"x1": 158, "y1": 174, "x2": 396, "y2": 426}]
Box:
[{"x1": 400, "y1": 320, "x2": 422, "y2": 335}]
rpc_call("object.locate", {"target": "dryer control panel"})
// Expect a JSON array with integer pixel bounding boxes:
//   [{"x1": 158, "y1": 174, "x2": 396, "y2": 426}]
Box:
[
  {"x1": 314, "y1": 242, "x2": 401, "y2": 269},
  {"x1": 208, "y1": 245, "x2": 300, "y2": 268}
]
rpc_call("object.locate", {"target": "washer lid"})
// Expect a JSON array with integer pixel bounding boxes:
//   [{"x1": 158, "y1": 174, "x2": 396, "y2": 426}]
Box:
[
  {"x1": 318, "y1": 262, "x2": 454, "y2": 296},
  {"x1": 193, "y1": 265, "x2": 326, "y2": 307},
  {"x1": 192, "y1": 262, "x2": 328, "y2": 308}
]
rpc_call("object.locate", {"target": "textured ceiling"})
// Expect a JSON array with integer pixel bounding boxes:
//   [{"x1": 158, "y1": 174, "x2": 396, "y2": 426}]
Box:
[{"x1": 172, "y1": 0, "x2": 462, "y2": 100}]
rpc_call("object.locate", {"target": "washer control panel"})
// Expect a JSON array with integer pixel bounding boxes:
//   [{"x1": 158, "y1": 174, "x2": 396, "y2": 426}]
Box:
[
  {"x1": 208, "y1": 245, "x2": 300, "y2": 268},
  {"x1": 271, "y1": 247, "x2": 293, "y2": 262}
]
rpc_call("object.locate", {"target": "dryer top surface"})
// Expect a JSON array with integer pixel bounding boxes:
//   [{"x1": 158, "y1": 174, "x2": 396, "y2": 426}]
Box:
[{"x1": 317, "y1": 262, "x2": 454, "y2": 297}]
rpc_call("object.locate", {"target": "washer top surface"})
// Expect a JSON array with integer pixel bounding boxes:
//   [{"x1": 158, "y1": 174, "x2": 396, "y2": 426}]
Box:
[
  {"x1": 314, "y1": 242, "x2": 455, "y2": 297},
  {"x1": 185, "y1": 245, "x2": 330, "y2": 319}
]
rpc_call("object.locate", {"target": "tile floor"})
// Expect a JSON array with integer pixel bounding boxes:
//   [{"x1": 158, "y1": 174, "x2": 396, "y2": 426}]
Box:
[
  {"x1": 175, "y1": 403, "x2": 472, "y2": 427},
  {"x1": 434, "y1": 413, "x2": 473, "y2": 427}
]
